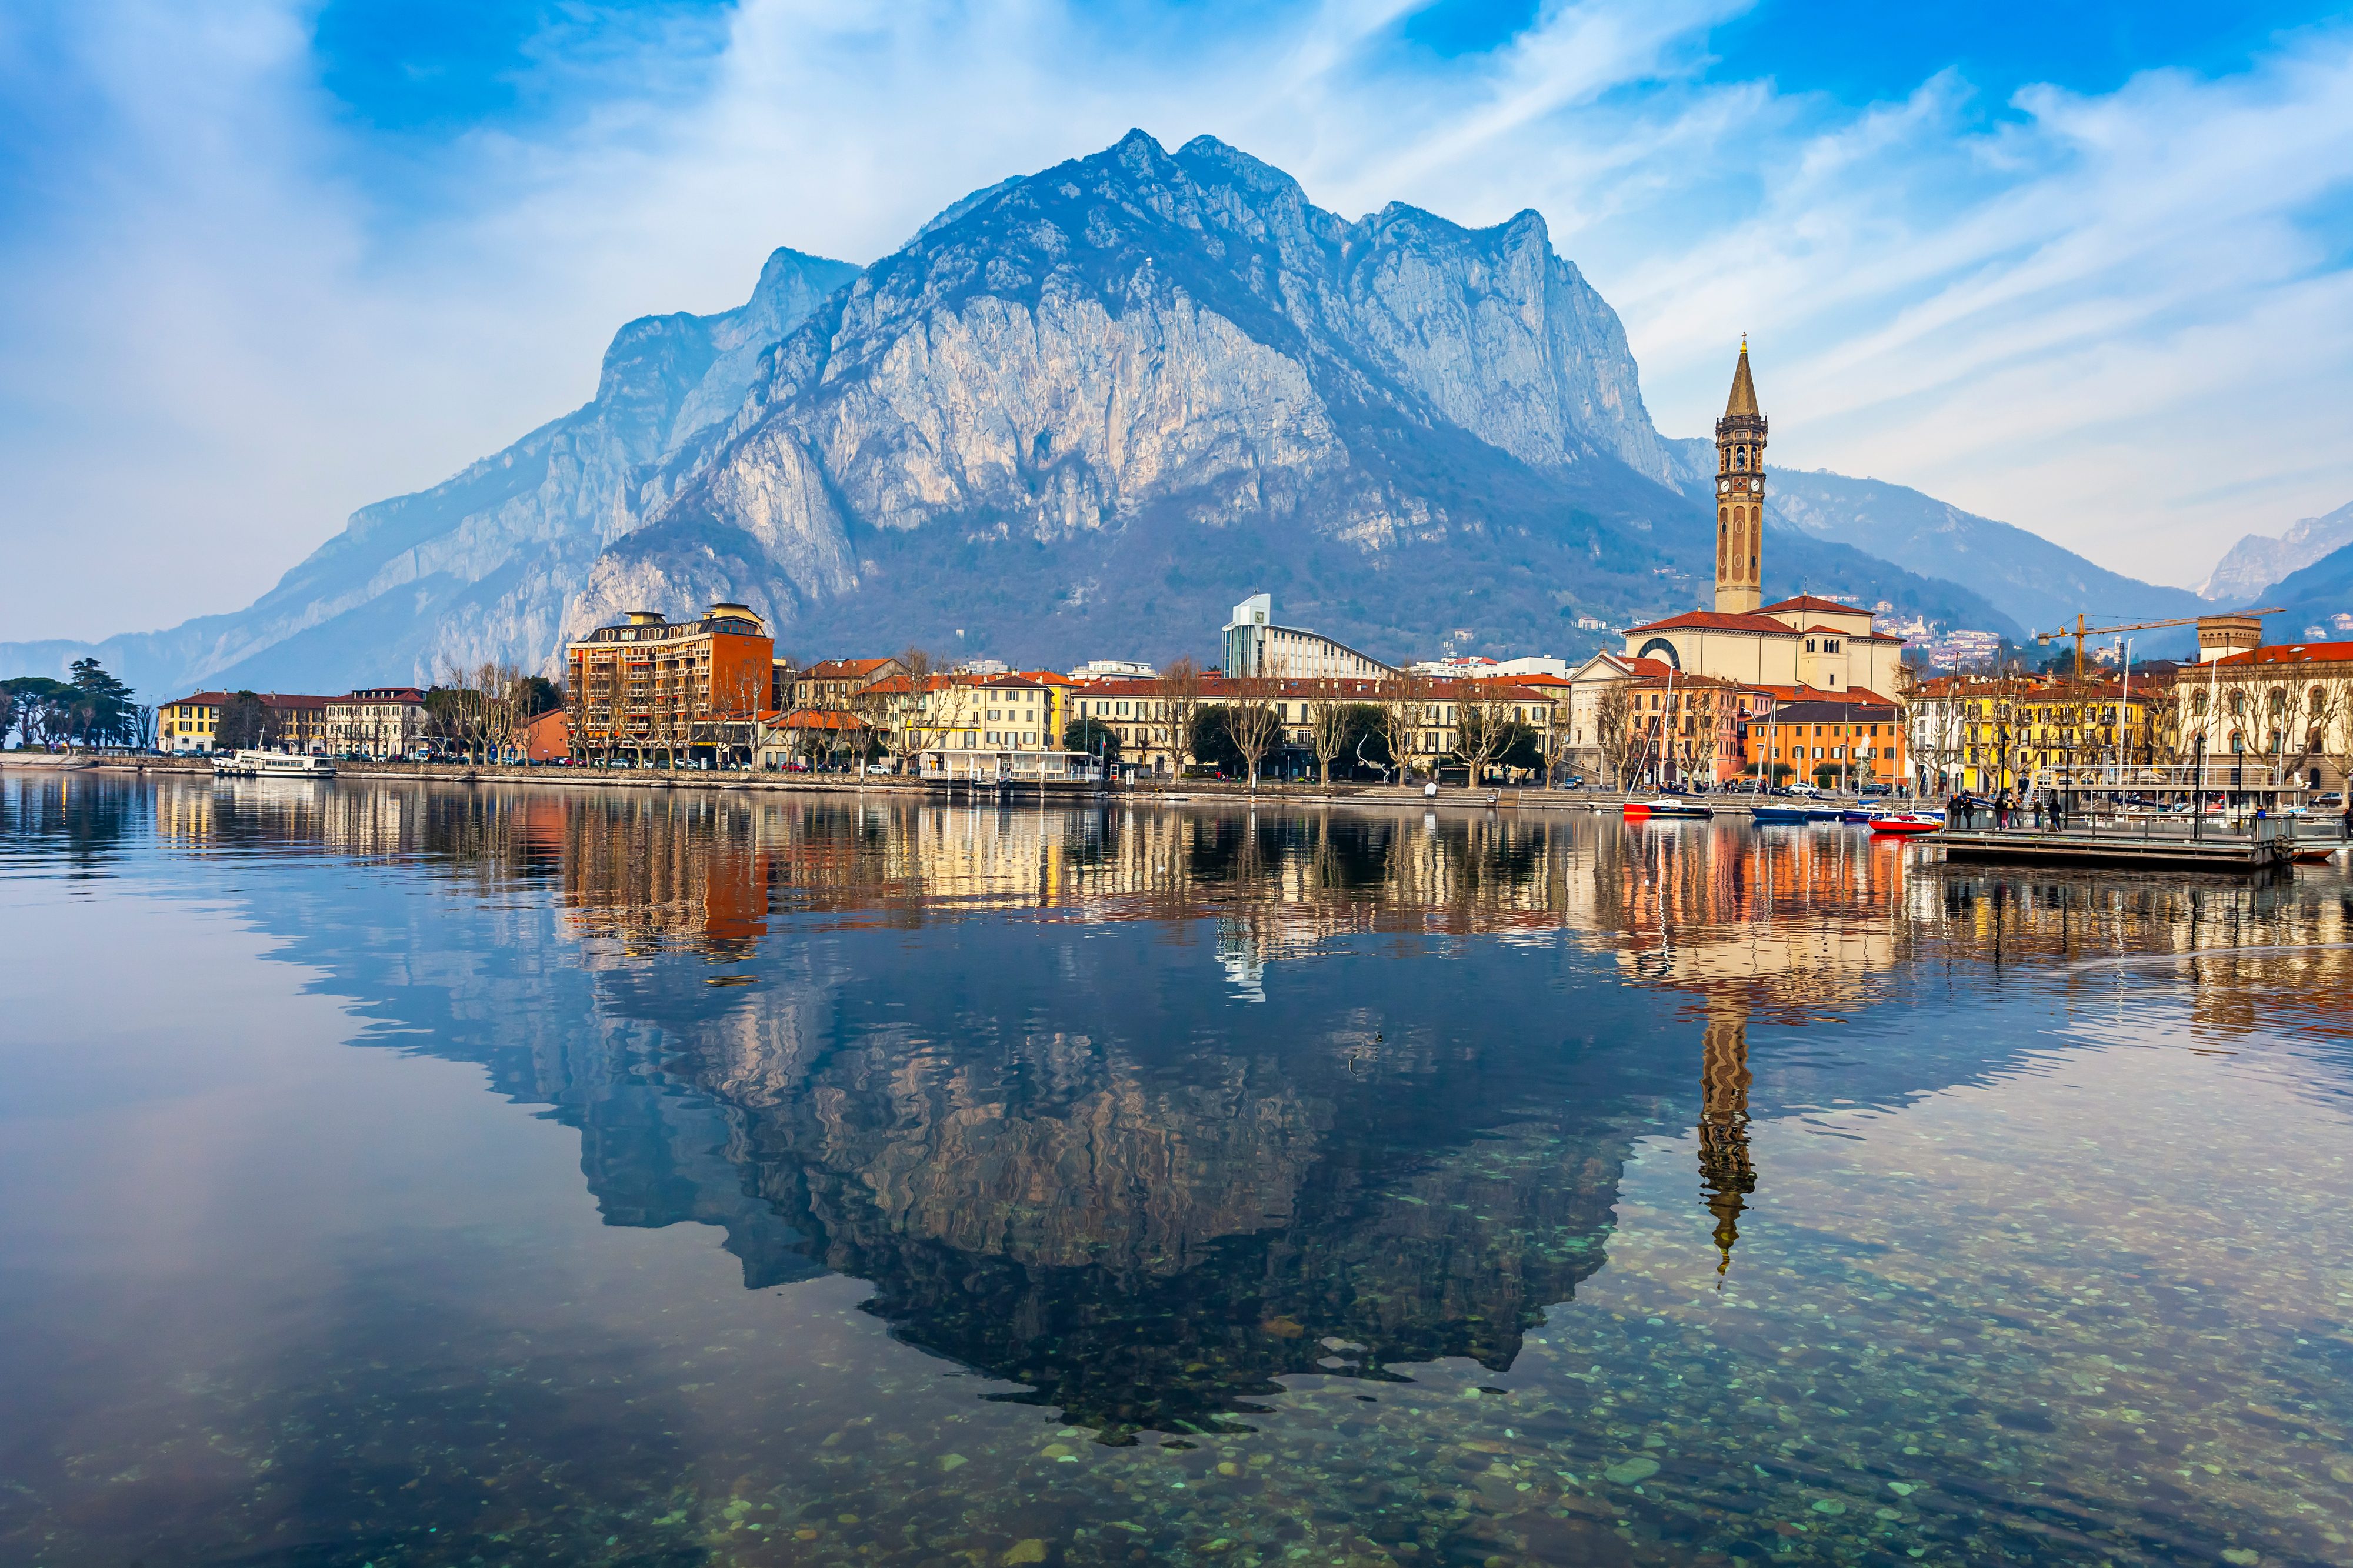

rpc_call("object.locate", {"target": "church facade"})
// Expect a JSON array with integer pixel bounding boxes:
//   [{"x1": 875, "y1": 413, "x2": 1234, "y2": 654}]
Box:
[{"x1": 1621, "y1": 342, "x2": 1905, "y2": 702}]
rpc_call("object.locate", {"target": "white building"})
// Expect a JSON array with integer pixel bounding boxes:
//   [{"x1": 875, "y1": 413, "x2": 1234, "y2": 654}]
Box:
[
  {"x1": 1220, "y1": 593, "x2": 1394, "y2": 681},
  {"x1": 1072, "y1": 659, "x2": 1156, "y2": 682},
  {"x1": 325, "y1": 687, "x2": 427, "y2": 759}
]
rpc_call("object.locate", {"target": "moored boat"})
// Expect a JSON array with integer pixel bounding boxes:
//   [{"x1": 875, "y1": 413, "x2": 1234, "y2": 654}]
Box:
[
  {"x1": 1625, "y1": 798, "x2": 1711, "y2": 819},
  {"x1": 1749, "y1": 805, "x2": 1812, "y2": 824},
  {"x1": 1868, "y1": 812, "x2": 1942, "y2": 835},
  {"x1": 212, "y1": 749, "x2": 335, "y2": 779}
]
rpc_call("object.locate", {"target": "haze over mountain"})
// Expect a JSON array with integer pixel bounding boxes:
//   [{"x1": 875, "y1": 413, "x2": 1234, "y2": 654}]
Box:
[
  {"x1": 7, "y1": 130, "x2": 2252, "y2": 699},
  {"x1": 2198, "y1": 499, "x2": 2353, "y2": 606}
]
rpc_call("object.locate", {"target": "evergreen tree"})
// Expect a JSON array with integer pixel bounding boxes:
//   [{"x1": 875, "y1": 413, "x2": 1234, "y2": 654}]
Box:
[{"x1": 65, "y1": 659, "x2": 136, "y2": 746}]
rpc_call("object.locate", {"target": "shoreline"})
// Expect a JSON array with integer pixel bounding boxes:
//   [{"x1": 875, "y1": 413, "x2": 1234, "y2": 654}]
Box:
[{"x1": 2, "y1": 753, "x2": 1888, "y2": 813}]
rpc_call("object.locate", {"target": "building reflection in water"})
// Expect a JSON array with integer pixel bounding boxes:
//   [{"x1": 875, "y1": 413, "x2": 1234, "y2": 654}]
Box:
[
  {"x1": 98, "y1": 776, "x2": 2353, "y2": 1433},
  {"x1": 1697, "y1": 999, "x2": 1755, "y2": 1282}
]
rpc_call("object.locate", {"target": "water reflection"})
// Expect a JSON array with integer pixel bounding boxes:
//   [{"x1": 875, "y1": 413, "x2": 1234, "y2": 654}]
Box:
[{"x1": 5, "y1": 775, "x2": 2352, "y2": 1567}]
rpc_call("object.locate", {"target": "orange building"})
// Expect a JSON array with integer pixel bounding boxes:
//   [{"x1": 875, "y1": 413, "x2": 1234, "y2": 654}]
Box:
[
  {"x1": 565, "y1": 602, "x2": 775, "y2": 766},
  {"x1": 1742, "y1": 696, "x2": 1905, "y2": 788}
]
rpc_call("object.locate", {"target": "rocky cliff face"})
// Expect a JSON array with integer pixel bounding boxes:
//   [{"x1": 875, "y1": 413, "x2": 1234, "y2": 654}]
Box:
[
  {"x1": 569, "y1": 131, "x2": 1687, "y2": 665},
  {"x1": 7, "y1": 132, "x2": 2084, "y2": 695},
  {"x1": 2199, "y1": 498, "x2": 2353, "y2": 604}
]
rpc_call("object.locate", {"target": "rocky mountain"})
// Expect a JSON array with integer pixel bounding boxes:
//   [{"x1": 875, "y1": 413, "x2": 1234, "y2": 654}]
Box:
[
  {"x1": 2247, "y1": 535, "x2": 2353, "y2": 640},
  {"x1": 564, "y1": 131, "x2": 2009, "y2": 669},
  {"x1": 12, "y1": 132, "x2": 2056, "y2": 697},
  {"x1": 2198, "y1": 499, "x2": 2353, "y2": 603}
]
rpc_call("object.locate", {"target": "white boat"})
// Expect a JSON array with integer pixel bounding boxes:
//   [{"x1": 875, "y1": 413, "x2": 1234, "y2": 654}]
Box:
[{"x1": 212, "y1": 749, "x2": 335, "y2": 779}]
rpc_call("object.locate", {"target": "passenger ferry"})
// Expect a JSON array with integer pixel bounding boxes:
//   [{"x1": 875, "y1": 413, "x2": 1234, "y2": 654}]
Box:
[{"x1": 212, "y1": 749, "x2": 335, "y2": 779}]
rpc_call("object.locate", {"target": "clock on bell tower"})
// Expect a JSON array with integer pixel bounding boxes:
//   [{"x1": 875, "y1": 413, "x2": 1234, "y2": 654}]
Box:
[{"x1": 1713, "y1": 339, "x2": 1767, "y2": 615}]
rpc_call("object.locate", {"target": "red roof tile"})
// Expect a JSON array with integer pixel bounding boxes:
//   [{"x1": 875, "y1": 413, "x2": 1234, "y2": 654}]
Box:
[
  {"x1": 2215, "y1": 641, "x2": 2353, "y2": 666},
  {"x1": 1622, "y1": 609, "x2": 1800, "y2": 636}
]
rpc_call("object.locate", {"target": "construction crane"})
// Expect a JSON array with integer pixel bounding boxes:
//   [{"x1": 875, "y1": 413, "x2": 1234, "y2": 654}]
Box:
[{"x1": 2035, "y1": 609, "x2": 2282, "y2": 679}]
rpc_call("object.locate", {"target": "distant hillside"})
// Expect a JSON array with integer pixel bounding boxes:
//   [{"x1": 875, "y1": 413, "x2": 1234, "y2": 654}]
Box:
[{"x1": 1666, "y1": 441, "x2": 2204, "y2": 655}]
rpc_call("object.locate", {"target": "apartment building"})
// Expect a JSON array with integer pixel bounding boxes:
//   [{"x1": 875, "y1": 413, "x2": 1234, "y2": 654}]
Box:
[
  {"x1": 565, "y1": 603, "x2": 775, "y2": 764},
  {"x1": 326, "y1": 688, "x2": 428, "y2": 758},
  {"x1": 1742, "y1": 697, "x2": 1906, "y2": 788},
  {"x1": 791, "y1": 657, "x2": 903, "y2": 711}
]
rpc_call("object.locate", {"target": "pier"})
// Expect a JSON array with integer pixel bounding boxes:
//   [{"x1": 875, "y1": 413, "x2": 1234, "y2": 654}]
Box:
[{"x1": 1936, "y1": 813, "x2": 2303, "y2": 872}]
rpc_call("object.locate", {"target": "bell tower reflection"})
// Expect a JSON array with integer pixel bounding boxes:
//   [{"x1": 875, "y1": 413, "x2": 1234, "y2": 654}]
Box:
[{"x1": 1697, "y1": 999, "x2": 1757, "y2": 1282}]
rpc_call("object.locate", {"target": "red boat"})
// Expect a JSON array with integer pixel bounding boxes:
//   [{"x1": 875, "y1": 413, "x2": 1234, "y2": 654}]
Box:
[{"x1": 1868, "y1": 812, "x2": 1943, "y2": 836}]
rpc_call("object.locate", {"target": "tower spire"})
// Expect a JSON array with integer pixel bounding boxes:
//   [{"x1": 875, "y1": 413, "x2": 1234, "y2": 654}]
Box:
[
  {"x1": 1725, "y1": 339, "x2": 1759, "y2": 418},
  {"x1": 1712, "y1": 341, "x2": 1768, "y2": 614}
]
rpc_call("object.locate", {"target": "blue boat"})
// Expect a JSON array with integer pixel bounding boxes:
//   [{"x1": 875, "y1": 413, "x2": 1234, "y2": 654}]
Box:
[{"x1": 1750, "y1": 806, "x2": 1812, "y2": 824}]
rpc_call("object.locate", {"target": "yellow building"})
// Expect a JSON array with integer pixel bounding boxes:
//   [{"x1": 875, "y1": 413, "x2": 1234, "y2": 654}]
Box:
[{"x1": 159, "y1": 692, "x2": 228, "y2": 753}]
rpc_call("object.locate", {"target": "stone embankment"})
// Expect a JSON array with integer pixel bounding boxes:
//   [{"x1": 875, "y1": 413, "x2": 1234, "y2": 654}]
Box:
[
  {"x1": 9, "y1": 753, "x2": 1748, "y2": 812},
  {"x1": 15, "y1": 753, "x2": 1885, "y2": 815}
]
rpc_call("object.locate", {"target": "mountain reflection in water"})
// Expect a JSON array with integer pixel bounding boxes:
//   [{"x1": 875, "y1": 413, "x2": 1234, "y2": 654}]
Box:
[
  {"x1": 7, "y1": 774, "x2": 2352, "y2": 1568},
  {"x1": 91, "y1": 780, "x2": 2353, "y2": 1437}
]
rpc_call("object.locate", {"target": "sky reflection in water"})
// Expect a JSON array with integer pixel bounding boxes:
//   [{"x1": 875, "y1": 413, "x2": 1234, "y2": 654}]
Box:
[{"x1": 1, "y1": 775, "x2": 2349, "y2": 1568}]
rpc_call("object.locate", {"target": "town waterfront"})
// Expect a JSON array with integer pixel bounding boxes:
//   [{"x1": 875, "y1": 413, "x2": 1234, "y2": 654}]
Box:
[{"x1": 3, "y1": 774, "x2": 2349, "y2": 1567}]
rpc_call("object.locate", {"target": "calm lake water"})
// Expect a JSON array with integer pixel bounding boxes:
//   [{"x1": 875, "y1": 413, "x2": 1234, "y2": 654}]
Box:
[{"x1": 3, "y1": 774, "x2": 2350, "y2": 1568}]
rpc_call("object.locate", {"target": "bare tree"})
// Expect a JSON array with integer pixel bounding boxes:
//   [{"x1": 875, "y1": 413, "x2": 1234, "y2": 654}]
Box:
[
  {"x1": 2282, "y1": 675, "x2": 2347, "y2": 791},
  {"x1": 1161, "y1": 658, "x2": 1206, "y2": 778},
  {"x1": 1534, "y1": 693, "x2": 1576, "y2": 786},
  {"x1": 2319, "y1": 672, "x2": 2353, "y2": 799},
  {"x1": 1304, "y1": 681, "x2": 1354, "y2": 785},
  {"x1": 1595, "y1": 683, "x2": 1641, "y2": 793},
  {"x1": 1224, "y1": 678, "x2": 1282, "y2": 789},
  {"x1": 1452, "y1": 683, "x2": 1515, "y2": 787},
  {"x1": 1375, "y1": 671, "x2": 1429, "y2": 784}
]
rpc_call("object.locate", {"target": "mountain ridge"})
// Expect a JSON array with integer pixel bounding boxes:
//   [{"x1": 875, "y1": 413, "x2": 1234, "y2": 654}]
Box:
[{"x1": 0, "y1": 132, "x2": 2206, "y2": 698}]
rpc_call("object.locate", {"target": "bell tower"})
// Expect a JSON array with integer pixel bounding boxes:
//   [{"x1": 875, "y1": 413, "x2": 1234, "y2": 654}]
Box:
[{"x1": 1714, "y1": 339, "x2": 1767, "y2": 615}]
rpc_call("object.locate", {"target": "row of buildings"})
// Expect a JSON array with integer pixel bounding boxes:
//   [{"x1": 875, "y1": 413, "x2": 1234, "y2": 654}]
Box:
[
  {"x1": 172, "y1": 347, "x2": 2346, "y2": 796},
  {"x1": 158, "y1": 685, "x2": 570, "y2": 762},
  {"x1": 160, "y1": 686, "x2": 436, "y2": 758}
]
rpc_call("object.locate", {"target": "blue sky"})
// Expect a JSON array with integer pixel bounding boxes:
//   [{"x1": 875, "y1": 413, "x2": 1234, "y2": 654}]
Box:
[{"x1": 4, "y1": 0, "x2": 2351, "y2": 638}]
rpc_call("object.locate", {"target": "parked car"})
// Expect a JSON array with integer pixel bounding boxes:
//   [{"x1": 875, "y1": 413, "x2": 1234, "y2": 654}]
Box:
[{"x1": 1787, "y1": 783, "x2": 1821, "y2": 796}]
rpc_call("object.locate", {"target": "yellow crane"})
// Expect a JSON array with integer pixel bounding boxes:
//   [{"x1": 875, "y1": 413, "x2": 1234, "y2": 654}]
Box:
[{"x1": 2035, "y1": 609, "x2": 2282, "y2": 679}]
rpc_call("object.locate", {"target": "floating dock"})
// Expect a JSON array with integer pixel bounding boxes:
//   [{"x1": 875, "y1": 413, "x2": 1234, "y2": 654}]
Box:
[{"x1": 1935, "y1": 817, "x2": 2297, "y2": 873}]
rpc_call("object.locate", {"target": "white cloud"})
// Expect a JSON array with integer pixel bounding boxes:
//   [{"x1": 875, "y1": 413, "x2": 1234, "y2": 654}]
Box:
[{"x1": 2, "y1": 0, "x2": 2348, "y2": 640}]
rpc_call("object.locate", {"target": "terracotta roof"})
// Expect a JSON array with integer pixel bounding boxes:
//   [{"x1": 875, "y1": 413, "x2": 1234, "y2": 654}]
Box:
[
  {"x1": 1755, "y1": 698, "x2": 1901, "y2": 722},
  {"x1": 165, "y1": 691, "x2": 336, "y2": 708},
  {"x1": 1797, "y1": 624, "x2": 1906, "y2": 643},
  {"x1": 1750, "y1": 683, "x2": 1899, "y2": 705},
  {"x1": 1762, "y1": 595, "x2": 1868, "y2": 616},
  {"x1": 770, "y1": 710, "x2": 869, "y2": 730},
  {"x1": 1623, "y1": 609, "x2": 1798, "y2": 636},
  {"x1": 800, "y1": 658, "x2": 897, "y2": 682},
  {"x1": 2215, "y1": 641, "x2": 2353, "y2": 666}
]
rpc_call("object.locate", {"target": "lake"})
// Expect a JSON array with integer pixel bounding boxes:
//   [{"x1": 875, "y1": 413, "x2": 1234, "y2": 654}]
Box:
[{"x1": 2, "y1": 773, "x2": 2349, "y2": 1568}]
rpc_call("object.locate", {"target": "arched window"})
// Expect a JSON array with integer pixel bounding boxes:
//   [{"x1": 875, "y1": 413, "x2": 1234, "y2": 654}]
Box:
[
  {"x1": 2309, "y1": 685, "x2": 2325, "y2": 714},
  {"x1": 2229, "y1": 691, "x2": 2245, "y2": 716}
]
